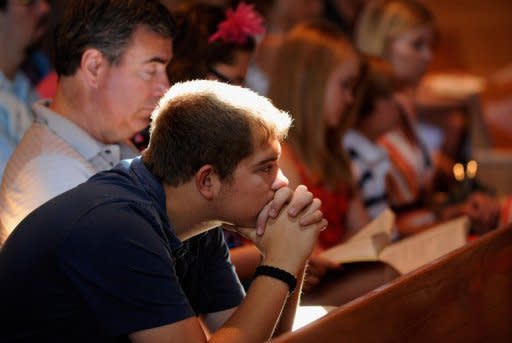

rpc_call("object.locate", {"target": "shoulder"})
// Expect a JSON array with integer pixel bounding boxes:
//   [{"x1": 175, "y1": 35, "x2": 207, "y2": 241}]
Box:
[
  {"x1": 7, "y1": 150, "x2": 93, "y2": 189},
  {"x1": 0, "y1": 152, "x2": 95, "y2": 236},
  {"x1": 1, "y1": 152, "x2": 94, "y2": 221}
]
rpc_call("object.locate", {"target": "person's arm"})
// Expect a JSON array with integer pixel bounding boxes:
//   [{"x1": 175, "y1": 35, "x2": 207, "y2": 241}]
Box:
[
  {"x1": 227, "y1": 244, "x2": 261, "y2": 281},
  {"x1": 345, "y1": 191, "x2": 370, "y2": 238},
  {"x1": 131, "y1": 271, "x2": 291, "y2": 343},
  {"x1": 272, "y1": 263, "x2": 306, "y2": 336},
  {"x1": 130, "y1": 198, "x2": 325, "y2": 343}
]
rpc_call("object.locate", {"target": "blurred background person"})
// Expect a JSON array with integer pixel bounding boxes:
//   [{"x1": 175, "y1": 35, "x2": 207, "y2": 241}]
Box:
[
  {"x1": 355, "y1": 0, "x2": 449, "y2": 234},
  {"x1": 0, "y1": 0, "x2": 50, "y2": 177},
  {"x1": 168, "y1": 2, "x2": 263, "y2": 86},
  {"x1": 245, "y1": 0, "x2": 325, "y2": 95},
  {"x1": 344, "y1": 56, "x2": 401, "y2": 220},
  {"x1": 324, "y1": 0, "x2": 370, "y2": 39},
  {"x1": 354, "y1": 0, "x2": 498, "y2": 235},
  {"x1": 268, "y1": 21, "x2": 370, "y2": 290}
]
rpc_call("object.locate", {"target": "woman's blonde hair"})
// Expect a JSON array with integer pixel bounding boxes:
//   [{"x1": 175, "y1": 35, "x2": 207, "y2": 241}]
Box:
[
  {"x1": 268, "y1": 20, "x2": 358, "y2": 188},
  {"x1": 355, "y1": 0, "x2": 436, "y2": 58}
]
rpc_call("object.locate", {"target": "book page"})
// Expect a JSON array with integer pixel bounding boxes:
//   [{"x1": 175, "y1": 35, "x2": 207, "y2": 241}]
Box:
[
  {"x1": 379, "y1": 216, "x2": 469, "y2": 274},
  {"x1": 348, "y1": 209, "x2": 395, "y2": 242},
  {"x1": 319, "y1": 232, "x2": 390, "y2": 264}
]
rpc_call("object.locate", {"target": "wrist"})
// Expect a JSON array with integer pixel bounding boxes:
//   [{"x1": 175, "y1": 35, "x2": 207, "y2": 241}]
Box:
[
  {"x1": 254, "y1": 265, "x2": 297, "y2": 295},
  {"x1": 260, "y1": 256, "x2": 301, "y2": 276}
]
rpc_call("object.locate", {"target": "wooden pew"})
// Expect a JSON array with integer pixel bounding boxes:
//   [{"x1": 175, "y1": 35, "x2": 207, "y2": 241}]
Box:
[{"x1": 272, "y1": 225, "x2": 512, "y2": 343}]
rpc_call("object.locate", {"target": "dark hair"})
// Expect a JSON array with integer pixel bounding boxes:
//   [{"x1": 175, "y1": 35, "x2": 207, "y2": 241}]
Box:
[
  {"x1": 167, "y1": 3, "x2": 257, "y2": 84},
  {"x1": 0, "y1": 0, "x2": 7, "y2": 11},
  {"x1": 351, "y1": 56, "x2": 400, "y2": 125},
  {"x1": 142, "y1": 80, "x2": 291, "y2": 186},
  {"x1": 53, "y1": 0, "x2": 176, "y2": 77}
]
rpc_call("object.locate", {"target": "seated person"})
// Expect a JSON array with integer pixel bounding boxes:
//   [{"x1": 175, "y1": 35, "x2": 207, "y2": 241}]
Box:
[
  {"x1": 355, "y1": 0, "x2": 470, "y2": 234},
  {"x1": 268, "y1": 21, "x2": 370, "y2": 290},
  {"x1": 344, "y1": 56, "x2": 401, "y2": 220},
  {"x1": 0, "y1": 0, "x2": 170, "y2": 242},
  {"x1": 0, "y1": 80, "x2": 326, "y2": 342},
  {"x1": 0, "y1": 0, "x2": 50, "y2": 177}
]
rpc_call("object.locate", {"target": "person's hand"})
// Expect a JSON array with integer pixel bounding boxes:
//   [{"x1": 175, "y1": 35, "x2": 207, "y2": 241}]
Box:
[
  {"x1": 237, "y1": 201, "x2": 327, "y2": 275},
  {"x1": 255, "y1": 185, "x2": 323, "y2": 235},
  {"x1": 461, "y1": 192, "x2": 500, "y2": 234},
  {"x1": 303, "y1": 255, "x2": 341, "y2": 292}
]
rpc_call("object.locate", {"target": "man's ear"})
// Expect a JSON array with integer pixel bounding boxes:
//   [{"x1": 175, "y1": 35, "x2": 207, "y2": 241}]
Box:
[
  {"x1": 80, "y1": 48, "x2": 105, "y2": 88},
  {"x1": 195, "y1": 165, "x2": 221, "y2": 200}
]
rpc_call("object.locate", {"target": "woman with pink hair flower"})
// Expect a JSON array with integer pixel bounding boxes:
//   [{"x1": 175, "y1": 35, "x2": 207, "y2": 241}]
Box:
[{"x1": 167, "y1": 2, "x2": 264, "y2": 86}]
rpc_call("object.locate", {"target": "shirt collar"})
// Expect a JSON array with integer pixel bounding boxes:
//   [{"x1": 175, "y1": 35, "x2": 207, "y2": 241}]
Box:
[
  {"x1": 32, "y1": 100, "x2": 121, "y2": 161},
  {"x1": 0, "y1": 71, "x2": 32, "y2": 103},
  {"x1": 129, "y1": 157, "x2": 167, "y2": 209},
  {"x1": 127, "y1": 157, "x2": 184, "y2": 254}
]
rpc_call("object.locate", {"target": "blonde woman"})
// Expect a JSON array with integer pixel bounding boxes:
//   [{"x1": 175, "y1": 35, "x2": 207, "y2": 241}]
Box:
[
  {"x1": 354, "y1": 0, "x2": 498, "y2": 235},
  {"x1": 354, "y1": 0, "x2": 445, "y2": 234},
  {"x1": 268, "y1": 21, "x2": 370, "y2": 289}
]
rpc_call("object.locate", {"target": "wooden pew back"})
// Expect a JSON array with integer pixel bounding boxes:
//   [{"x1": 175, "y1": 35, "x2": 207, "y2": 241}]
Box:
[{"x1": 273, "y1": 226, "x2": 512, "y2": 343}]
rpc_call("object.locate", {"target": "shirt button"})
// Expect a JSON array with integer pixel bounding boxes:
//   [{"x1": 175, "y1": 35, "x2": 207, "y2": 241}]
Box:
[{"x1": 105, "y1": 149, "x2": 111, "y2": 154}]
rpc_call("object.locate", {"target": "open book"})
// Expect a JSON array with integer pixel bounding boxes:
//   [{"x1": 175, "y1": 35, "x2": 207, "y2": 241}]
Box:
[{"x1": 319, "y1": 209, "x2": 469, "y2": 274}]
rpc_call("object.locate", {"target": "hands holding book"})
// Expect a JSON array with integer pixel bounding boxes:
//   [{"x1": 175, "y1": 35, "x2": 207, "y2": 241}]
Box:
[{"x1": 303, "y1": 255, "x2": 341, "y2": 292}]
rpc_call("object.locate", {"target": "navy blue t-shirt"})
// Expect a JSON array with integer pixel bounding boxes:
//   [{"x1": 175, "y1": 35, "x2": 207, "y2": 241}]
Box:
[{"x1": 0, "y1": 157, "x2": 244, "y2": 342}]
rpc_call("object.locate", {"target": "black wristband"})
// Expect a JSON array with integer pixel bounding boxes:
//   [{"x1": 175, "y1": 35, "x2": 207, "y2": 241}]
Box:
[{"x1": 254, "y1": 265, "x2": 297, "y2": 295}]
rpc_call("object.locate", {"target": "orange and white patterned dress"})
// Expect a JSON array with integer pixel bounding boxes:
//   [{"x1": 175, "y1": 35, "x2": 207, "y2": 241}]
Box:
[{"x1": 379, "y1": 127, "x2": 434, "y2": 209}]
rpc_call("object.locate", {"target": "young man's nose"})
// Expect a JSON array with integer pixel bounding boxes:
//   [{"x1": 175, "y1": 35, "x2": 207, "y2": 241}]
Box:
[{"x1": 271, "y1": 169, "x2": 289, "y2": 190}]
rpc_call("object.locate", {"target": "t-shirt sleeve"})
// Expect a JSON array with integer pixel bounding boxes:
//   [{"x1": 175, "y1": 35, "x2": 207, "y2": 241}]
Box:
[
  {"x1": 57, "y1": 202, "x2": 195, "y2": 337},
  {"x1": 182, "y1": 227, "x2": 245, "y2": 315}
]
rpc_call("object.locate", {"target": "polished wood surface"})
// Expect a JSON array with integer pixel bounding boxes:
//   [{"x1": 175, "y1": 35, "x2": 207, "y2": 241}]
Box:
[
  {"x1": 301, "y1": 262, "x2": 400, "y2": 307},
  {"x1": 427, "y1": 0, "x2": 512, "y2": 77},
  {"x1": 273, "y1": 225, "x2": 512, "y2": 342}
]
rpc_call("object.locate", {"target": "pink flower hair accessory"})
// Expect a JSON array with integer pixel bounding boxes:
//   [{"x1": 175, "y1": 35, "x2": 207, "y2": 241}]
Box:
[{"x1": 208, "y1": 3, "x2": 265, "y2": 45}]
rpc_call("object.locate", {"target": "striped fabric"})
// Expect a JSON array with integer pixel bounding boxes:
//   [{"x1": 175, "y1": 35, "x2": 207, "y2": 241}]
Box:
[
  {"x1": 379, "y1": 129, "x2": 434, "y2": 208},
  {"x1": 0, "y1": 101, "x2": 138, "y2": 242},
  {"x1": 344, "y1": 130, "x2": 390, "y2": 219}
]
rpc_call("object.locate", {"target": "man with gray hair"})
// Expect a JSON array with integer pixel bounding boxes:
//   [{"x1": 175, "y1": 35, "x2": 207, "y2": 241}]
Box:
[{"x1": 0, "y1": 0, "x2": 174, "y2": 242}]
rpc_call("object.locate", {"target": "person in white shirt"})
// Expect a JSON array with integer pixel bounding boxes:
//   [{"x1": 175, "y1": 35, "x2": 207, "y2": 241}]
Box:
[{"x1": 344, "y1": 57, "x2": 401, "y2": 220}]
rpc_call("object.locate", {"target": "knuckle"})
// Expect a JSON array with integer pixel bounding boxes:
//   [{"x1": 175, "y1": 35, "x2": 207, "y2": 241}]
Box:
[{"x1": 297, "y1": 184, "x2": 308, "y2": 192}]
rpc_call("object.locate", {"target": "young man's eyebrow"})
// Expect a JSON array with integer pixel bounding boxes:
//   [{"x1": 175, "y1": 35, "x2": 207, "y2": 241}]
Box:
[{"x1": 255, "y1": 156, "x2": 279, "y2": 166}]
